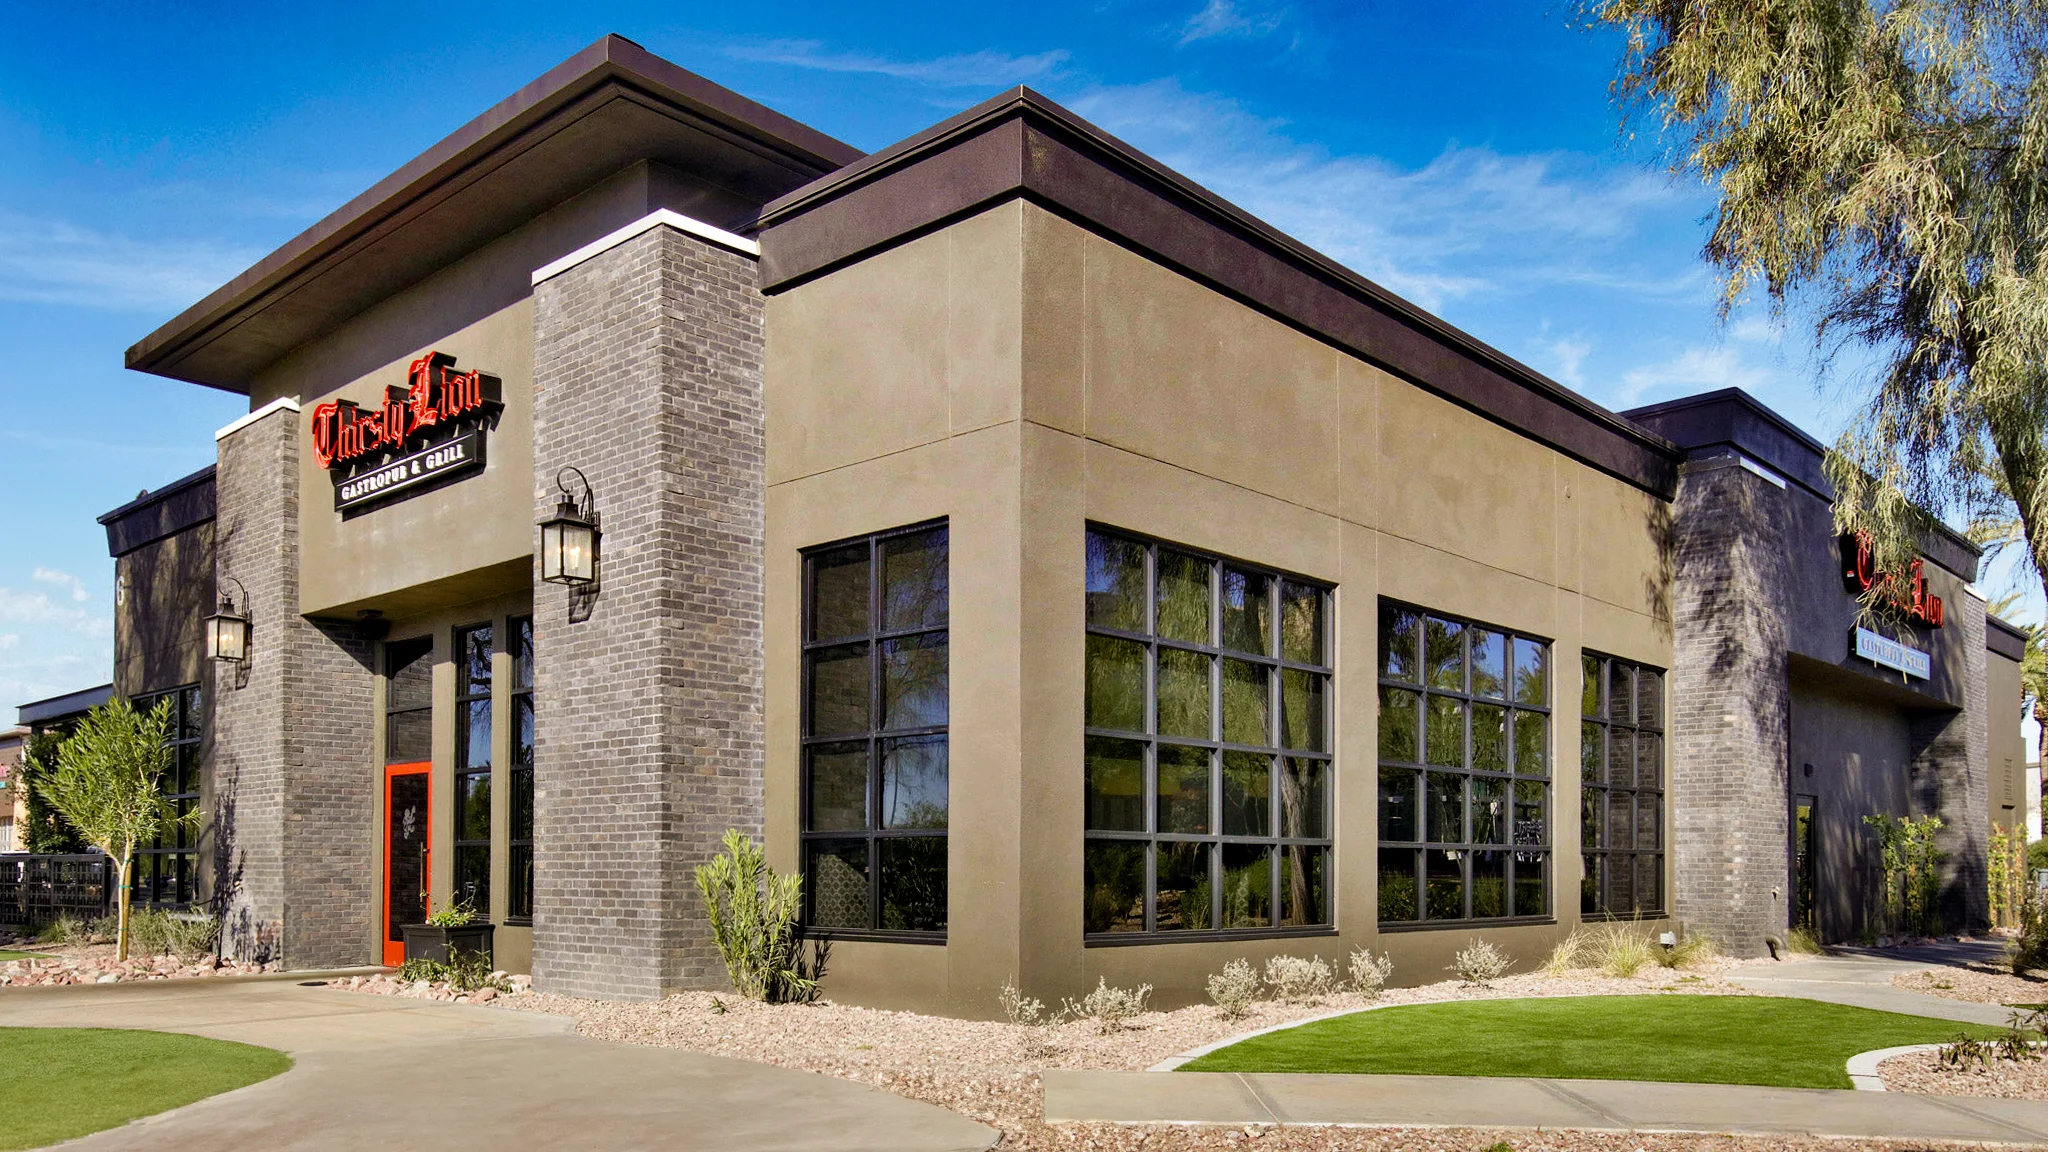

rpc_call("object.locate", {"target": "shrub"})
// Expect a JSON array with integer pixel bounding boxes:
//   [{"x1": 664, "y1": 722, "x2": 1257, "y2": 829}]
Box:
[
  {"x1": 1865, "y1": 813, "x2": 1945, "y2": 937},
  {"x1": 1941, "y1": 1034, "x2": 1991, "y2": 1069},
  {"x1": 693, "y1": 829, "x2": 817, "y2": 1003},
  {"x1": 1594, "y1": 925, "x2": 1658, "y2": 978},
  {"x1": 1540, "y1": 929, "x2": 1592, "y2": 976},
  {"x1": 1786, "y1": 926, "x2": 1828, "y2": 955},
  {"x1": 1658, "y1": 932, "x2": 1718, "y2": 971},
  {"x1": 999, "y1": 976, "x2": 1056, "y2": 1026},
  {"x1": 1207, "y1": 959, "x2": 1261, "y2": 1018},
  {"x1": 1263, "y1": 955, "x2": 1334, "y2": 1002},
  {"x1": 425, "y1": 899, "x2": 479, "y2": 928},
  {"x1": 1450, "y1": 939, "x2": 1512, "y2": 985},
  {"x1": 124, "y1": 909, "x2": 218, "y2": 959},
  {"x1": 1061, "y1": 978, "x2": 1152, "y2": 1034},
  {"x1": 1348, "y1": 947, "x2": 1394, "y2": 997},
  {"x1": 2013, "y1": 880, "x2": 2048, "y2": 976},
  {"x1": 396, "y1": 952, "x2": 509, "y2": 993}
]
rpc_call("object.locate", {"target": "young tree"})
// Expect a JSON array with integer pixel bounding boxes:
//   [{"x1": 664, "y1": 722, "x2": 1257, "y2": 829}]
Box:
[
  {"x1": 1591, "y1": 0, "x2": 2048, "y2": 617},
  {"x1": 27, "y1": 698, "x2": 184, "y2": 960}
]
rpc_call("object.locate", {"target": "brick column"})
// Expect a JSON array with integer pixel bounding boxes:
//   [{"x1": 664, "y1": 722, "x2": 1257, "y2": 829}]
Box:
[
  {"x1": 1669, "y1": 457, "x2": 1792, "y2": 955},
  {"x1": 212, "y1": 404, "x2": 378, "y2": 967},
  {"x1": 1911, "y1": 592, "x2": 1989, "y2": 931},
  {"x1": 529, "y1": 223, "x2": 766, "y2": 1000}
]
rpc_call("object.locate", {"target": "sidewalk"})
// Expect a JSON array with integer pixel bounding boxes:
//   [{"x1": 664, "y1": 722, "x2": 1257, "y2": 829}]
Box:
[
  {"x1": 1043, "y1": 1070, "x2": 2048, "y2": 1142},
  {"x1": 1043, "y1": 948, "x2": 2048, "y2": 1143}
]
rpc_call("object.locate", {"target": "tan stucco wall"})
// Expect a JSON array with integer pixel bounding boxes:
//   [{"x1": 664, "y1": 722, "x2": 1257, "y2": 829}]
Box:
[{"x1": 766, "y1": 200, "x2": 1676, "y2": 1016}]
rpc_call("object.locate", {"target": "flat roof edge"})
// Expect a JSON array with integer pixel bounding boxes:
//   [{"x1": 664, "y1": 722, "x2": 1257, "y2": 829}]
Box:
[
  {"x1": 759, "y1": 90, "x2": 1682, "y2": 497},
  {"x1": 19, "y1": 684, "x2": 114, "y2": 727}
]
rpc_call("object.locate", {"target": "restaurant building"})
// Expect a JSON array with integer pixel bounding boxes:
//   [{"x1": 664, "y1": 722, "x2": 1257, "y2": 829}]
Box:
[{"x1": 103, "y1": 36, "x2": 2027, "y2": 1011}]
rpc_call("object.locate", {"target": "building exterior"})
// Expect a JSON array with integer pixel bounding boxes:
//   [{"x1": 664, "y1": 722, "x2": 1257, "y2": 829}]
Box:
[
  {"x1": 0, "y1": 726, "x2": 24, "y2": 853},
  {"x1": 96, "y1": 36, "x2": 2028, "y2": 1012}
]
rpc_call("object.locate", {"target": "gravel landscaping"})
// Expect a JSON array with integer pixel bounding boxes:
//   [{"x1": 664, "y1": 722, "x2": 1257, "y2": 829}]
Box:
[
  {"x1": 0, "y1": 946, "x2": 278, "y2": 987},
  {"x1": 1879, "y1": 1047, "x2": 2048, "y2": 1100},
  {"x1": 1893, "y1": 962, "x2": 2048, "y2": 1008}
]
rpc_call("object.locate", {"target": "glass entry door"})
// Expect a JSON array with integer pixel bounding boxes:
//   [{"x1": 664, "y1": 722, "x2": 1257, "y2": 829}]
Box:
[
  {"x1": 383, "y1": 764, "x2": 431, "y2": 966},
  {"x1": 1792, "y1": 794, "x2": 1818, "y2": 934}
]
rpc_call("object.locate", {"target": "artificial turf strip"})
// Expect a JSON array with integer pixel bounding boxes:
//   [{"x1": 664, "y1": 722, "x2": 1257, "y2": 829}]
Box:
[
  {"x1": 1178, "y1": 996, "x2": 2008, "y2": 1089},
  {"x1": 0, "y1": 950, "x2": 39, "y2": 961},
  {"x1": 0, "y1": 1027, "x2": 291, "y2": 1151}
]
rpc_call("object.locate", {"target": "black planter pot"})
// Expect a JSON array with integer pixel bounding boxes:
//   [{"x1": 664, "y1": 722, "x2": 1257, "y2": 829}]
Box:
[{"x1": 399, "y1": 922, "x2": 495, "y2": 966}]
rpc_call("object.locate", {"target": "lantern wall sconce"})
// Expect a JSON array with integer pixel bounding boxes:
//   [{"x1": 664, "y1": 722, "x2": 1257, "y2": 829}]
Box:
[
  {"x1": 539, "y1": 466, "x2": 601, "y2": 621},
  {"x1": 206, "y1": 576, "x2": 251, "y2": 665}
]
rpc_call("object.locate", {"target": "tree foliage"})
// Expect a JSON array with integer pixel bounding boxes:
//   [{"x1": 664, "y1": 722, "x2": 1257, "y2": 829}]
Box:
[
  {"x1": 1593, "y1": 0, "x2": 2048, "y2": 616},
  {"x1": 11, "y1": 732, "x2": 89, "y2": 855},
  {"x1": 27, "y1": 699, "x2": 185, "y2": 961}
]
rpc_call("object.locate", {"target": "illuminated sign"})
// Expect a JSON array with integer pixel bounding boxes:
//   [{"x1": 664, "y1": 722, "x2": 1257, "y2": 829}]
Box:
[
  {"x1": 1853, "y1": 626, "x2": 1931, "y2": 680},
  {"x1": 1839, "y1": 532, "x2": 1944, "y2": 628},
  {"x1": 311, "y1": 351, "x2": 501, "y2": 514}
]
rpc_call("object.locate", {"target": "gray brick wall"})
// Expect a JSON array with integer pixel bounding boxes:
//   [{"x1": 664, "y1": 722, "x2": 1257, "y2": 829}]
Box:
[
  {"x1": 1670, "y1": 457, "x2": 1792, "y2": 955},
  {"x1": 528, "y1": 224, "x2": 766, "y2": 1000},
  {"x1": 1912, "y1": 591, "x2": 1990, "y2": 931},
  {"x1": 211, "y1": 405, "x2": 378, "y2": 967}
]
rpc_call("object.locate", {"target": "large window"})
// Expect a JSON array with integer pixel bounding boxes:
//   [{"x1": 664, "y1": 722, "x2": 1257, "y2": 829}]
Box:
[
  {"x1": 1082, "y1": 528, "x2": 1333, "y2": 940},
  {"x1": 385, "y1": 637, "x2": 433, "y2": 765},
  {"x1": 800, "y1": 521, "x2": 949, "y2": 937},
  {"x1": 1581, "y1": 653, "x2": 1664, "y2": 917},
  {"x1": 1377, "y1": 603, "x2": 1550, "y2": 925},
  {"x1": 133, "y1": 685, "x2": 202, "y2": 909},
  {"x1": 507, "y1": 617, "x2": 535, "y2": 923},
  {"x1": 453, "y1": 624, "x2": 493, "y2": 917}
]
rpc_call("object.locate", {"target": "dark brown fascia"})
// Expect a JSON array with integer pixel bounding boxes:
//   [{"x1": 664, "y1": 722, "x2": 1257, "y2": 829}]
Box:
[
  {"x1": 1987, "y1": 613, "x2": 2029, "y2": 661},
  {"x1": 126, "y1": 34, "x2": 862, "y2": 393},
  {"x1": 1625, "y1": 387, "x2": 1982, "y2": 579},
  {"x1": 757, "y1": 88, "x2": 1683, "y2": 499},
  {"x1": 96, "y1": 463, "x2": 217, "y2": 558}
]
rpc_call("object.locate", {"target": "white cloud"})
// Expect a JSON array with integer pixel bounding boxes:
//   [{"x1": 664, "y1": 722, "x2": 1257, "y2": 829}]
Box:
[
  {"x1": 0, "y1": 209, "x2": 260, "y2": 313},
  {"x1": 31, "y1": 568, "x2": 88, "y2": 602},
  {"x1": 1179, "y1": 0, "x2": 1290, "y2": 44},
  {"x1": 0, "y1": 586, "x2": 109, "y2": 636},
  {"x1": 724, "y1": 40, "x2": 1069, "y2": 88},
  {"x1": 1618, "y1": 346, "x2": 1771, "y2": 407},
  {"x1": 1532, "y1": 333, "x2": 1595, "y2": 391},
  {"x1": 1064, "y1": 79, "x2": 1684, "y2": 312},
  {"x1": 0, "y1": 635, "x2": 17, "y2": 650}
]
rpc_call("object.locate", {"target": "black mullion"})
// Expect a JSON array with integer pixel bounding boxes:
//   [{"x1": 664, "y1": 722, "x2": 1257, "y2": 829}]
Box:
[{"x1": 867, "y1": 537, "x2": 883, "y2": 928}]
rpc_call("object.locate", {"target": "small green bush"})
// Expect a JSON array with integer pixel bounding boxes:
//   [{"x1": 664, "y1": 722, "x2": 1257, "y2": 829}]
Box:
[
  {"x1": 694, "y1": 829, "x2": 817, "y2": 1003},
  {"x1": 37, "y1": 915, "x2": 116, "y2": 946},
  {"x1": 1061, "y1": 978, "x2": 1152, "y2": 1034},
  {"x1": 126, "y1": 910, "x2": 219, "y2": 958},
  {"x1": 395, "y1": 952, "x2": 507, "y2": 993},
  {"x1": 1658, "y1": 932, "x2": 1718, "y2": 970},
  {"x1": 1786, "y1": 926, "x2": 1828, "y2": 955}
]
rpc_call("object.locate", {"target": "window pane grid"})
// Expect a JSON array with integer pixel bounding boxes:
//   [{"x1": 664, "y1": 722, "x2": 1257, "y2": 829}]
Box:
[
  {"x1": 132, "y1": 685, "x2": 203, "y2": 911},
  {"x1": 800, "y1": 521, "x2": 949, "y2": 937},
  {"x1": 506, "y1": 616, "x2": 535, "y2": 923},
  {"x1": 1580, "y1": 652, "x2": 1666, "y2": 917},
  {"x1": 453, "y1": 623, "x2": 493, "y2": 918},
  {"x1": 1084, "y1": 525, "x2": 1333, "y2": 941},
  {"x1": 1376, "y1": 601, "x2": 1550, "y2": 926}
]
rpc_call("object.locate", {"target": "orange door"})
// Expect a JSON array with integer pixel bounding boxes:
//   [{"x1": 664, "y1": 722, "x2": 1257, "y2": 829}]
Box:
[{"x1": 382, "y1": 763, "x2": 431, "y2": 967}]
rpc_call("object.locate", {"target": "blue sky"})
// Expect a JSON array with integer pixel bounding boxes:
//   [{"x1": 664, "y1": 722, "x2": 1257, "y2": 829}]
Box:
[{"x1": 0, "y1": 0, "x2": 2034, "y2": 709}]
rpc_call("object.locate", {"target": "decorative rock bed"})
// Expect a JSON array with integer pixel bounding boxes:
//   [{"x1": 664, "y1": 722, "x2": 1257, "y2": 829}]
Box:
[
  {"x1": 0, "y1": 952, "x2": 278, "y2": 986},
  {"x1": 324, "y1": 972, "x2": 532, "y2": 1004}
]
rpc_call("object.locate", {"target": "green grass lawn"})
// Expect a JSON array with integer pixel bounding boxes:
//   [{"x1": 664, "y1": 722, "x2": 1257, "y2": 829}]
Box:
[
  {"x1": 0, "y1": 1028, "x2": 291, "y2": 1151},
  {"x1": 1180, "y1": 996, "x2": 2006, "y2": 1089},
  {"x1": 0, "y1": 950, "x2": 40, "y2": 961}
]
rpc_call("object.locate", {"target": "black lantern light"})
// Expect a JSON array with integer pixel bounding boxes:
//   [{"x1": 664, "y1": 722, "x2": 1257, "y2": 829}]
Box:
[
  {"x1": 539, "y1": 466, "x2": 600, "y2": 586},
  {"x1": 206, "y1": 577, "x2": 251, "y2": 665}
]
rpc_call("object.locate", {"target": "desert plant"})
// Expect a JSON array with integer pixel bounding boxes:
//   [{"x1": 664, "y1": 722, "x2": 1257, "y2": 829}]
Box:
[
  {"x1": 693, "y1": 828, "x2": 816, "y2": 1003},
  {"x1": 25, "y1": 698, "x2": 190, "y2": 961},
  {"x1": 2014, "y1": 882, "x2": 2048, "y2": 976},
  {"x1": 998, "y1": 976, "x2": 1057, "y2": 1027},
  {"x1": 1348, "y1": 947, "x2": 1394, "y2": 997},
  {"x1": 2000, "y1": 1009, "x2": 2046, "y2": 1063},
  {"x1": 36, "y1": 915, "x2": 89, "y2": 945},
  {"x1": 1941, "y1": 1034, "x2": 1992, "y2": 1070},
  {"x1": 1061, "y1": 978, "x2": 1152, "y2": 1034},
  {"x1": 1207, "y1": 959, "x2": 1261, "y2": 1019},
  {"x1": 395, "y1": 952, "x2": 509, "y2": 992},
  {"x1": 1865, "y1": 813, "x2": 1946, "y2": 938},
  {"x1": 1450, "y1": 939, "x2": 1512, "y2": 985},
  {"x1": 1263, "y1": 954, "x2": 1334, "y2": 1002},
  {"x1": 1786, "y1": 926, "x2": 1828, "y2": 956},
  {"x1": 1658, "y1": 932, "x2": 1718, "y2": 971},
  {"x1": 1594, "y1": 925, "x2": 1658, "y2": 978},
  {"x1": 425, "y1": 899, "x2": 479, "y2": 928},
  {"x1": 128, "y1": 908, "x2": 218, "y2": 958},
  {"x1": 1540, "y1": 929, "x2": 1593, "y2": 976},
  {"x1": 1992, "y1": 826, "x2": 2030, "y2": 931}
]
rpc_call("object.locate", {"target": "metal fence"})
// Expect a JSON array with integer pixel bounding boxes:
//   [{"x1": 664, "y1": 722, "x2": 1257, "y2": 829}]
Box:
[{"x1": 0, "y1": 853, "x2": 112, "y2": 927}]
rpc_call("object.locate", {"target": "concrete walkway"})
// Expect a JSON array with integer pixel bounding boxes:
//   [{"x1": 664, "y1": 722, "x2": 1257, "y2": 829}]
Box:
[
  {"x1": 0, "y1": 979, "x2": 996, "y2": 1151},
  {"x1": 1045, "y1": 948, "x2": 2048, "y2": 1143}
]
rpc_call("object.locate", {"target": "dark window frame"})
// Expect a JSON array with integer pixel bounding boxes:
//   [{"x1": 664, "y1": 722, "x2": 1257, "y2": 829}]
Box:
[
  {"x1": 1082, "y1": 524, "x2": 1336, "y2": 945},
  {"x1": 452, "y1": 623, "x2": 493, "y2": 920},
  {"x1": 506, "y1": 616, "x2": 535, "y2": 925},
  {"x1": 131, "y1": 684, "x2": 202, "y2": 910},
  {"x1": 799, "y1": 519, "x2": 950, "y2": 942},
  {"x1": 1376, "y1": 601, "x2": 1553, "y2": 929},
  {"x1": 1579, "y1": 651, "x2": 1666, "y2": 919}
]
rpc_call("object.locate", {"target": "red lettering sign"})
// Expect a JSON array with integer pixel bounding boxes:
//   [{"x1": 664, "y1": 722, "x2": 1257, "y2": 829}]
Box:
[
  {"x1": 308, "y1": 352, "x2": 502, "y2": 473},
  {"x1": 1841, "y1": 531, "x2": 1944, "y2": 628}
]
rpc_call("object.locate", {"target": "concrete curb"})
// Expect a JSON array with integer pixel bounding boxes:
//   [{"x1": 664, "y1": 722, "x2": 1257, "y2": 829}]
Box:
[
  {"x1": 0, "y1": 965, "x2": 390, "y2": 996},
  {"x1": 1846, "y1": 1043, "x2": 1943, "y2": 1091}
]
